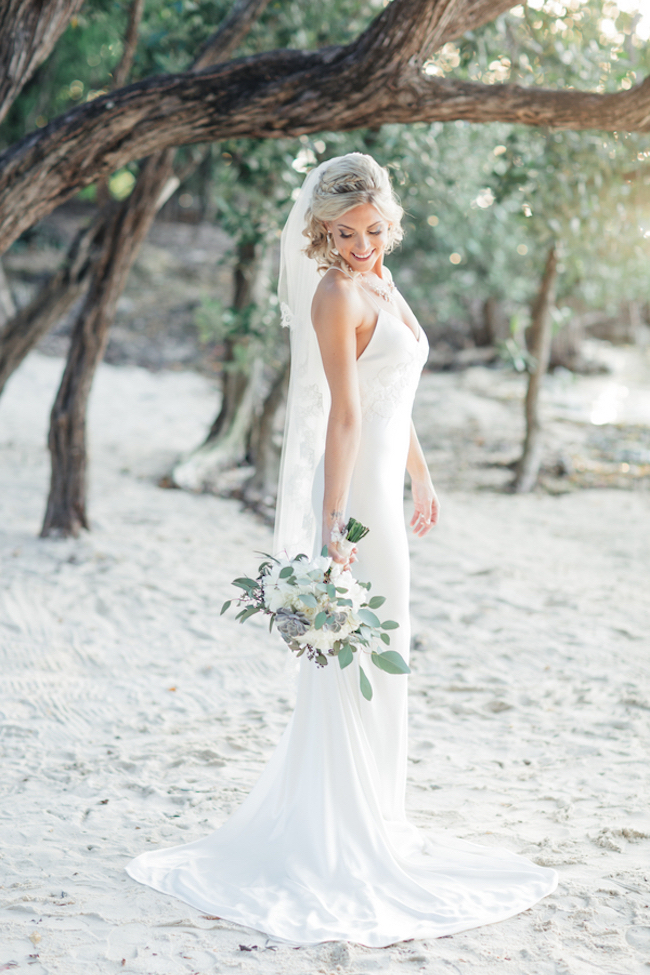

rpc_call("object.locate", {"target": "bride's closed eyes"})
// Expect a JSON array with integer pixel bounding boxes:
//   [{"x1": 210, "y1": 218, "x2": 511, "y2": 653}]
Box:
[{"x1": 339, "y1": 229, "x2": 383, "y2": 238}]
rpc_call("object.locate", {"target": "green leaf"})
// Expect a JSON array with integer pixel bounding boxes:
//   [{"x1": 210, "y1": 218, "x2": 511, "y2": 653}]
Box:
[
  {"x1": 237, "y1": 606, "x2": 260, "y2": 624},
  {"x1": 325, "y1": 583, "x2": 336, "y2": 598},
  {"x1": 316, "y1": 653, "x2": 328, "y2": 667},
  {"x1": 345, "y1": 517, "x2": 370, "y2": 542},
  {"x1": 368, "y1": 595, "x2": 386, "y2": 609},
  {"x1": 279, "y1": 566, "x2": 293, "y2": 579},
  {"x1": 380, "y1": 620, "x2": 399, "y2": 630},
  {"x1": 336, "y1": 597, "x2": 353, "y2": 607},
  {"x1": 335, "y1": 586, "x2": 348, "y2": 594},
  {"x1": 358, "y1": 608, "x2": 380, "y2": 627},
  {"x1": 359, "y1": 665, "x2": 373, "y2": 701},
  {"x1": 314, "y1": 611, "x2": 328, "y2": 630},
  {"x1": 220, "y1": 600, "x2": 232, "y2": 615},
  {"x1": 321, "y1": 545, "x2": 329, "y2": 557},
  {"x1": 338, "y1": 643, "x2": 354, "y2": 669},
  {"x1": 380, "y1": 632, "x2": 391, "y2": 646},
  {"x1": 233, "y1": 576, "x2": 257, "y2": 590},
  {"x1": 371, "y1": 650, "x2": 411, "y2": 675},
  {"x1": 268, "y1": 615, "x2": 274, "y2": 633},
  {"x1": 299, "y1": 593, "x2": 318, "y2": 607}
]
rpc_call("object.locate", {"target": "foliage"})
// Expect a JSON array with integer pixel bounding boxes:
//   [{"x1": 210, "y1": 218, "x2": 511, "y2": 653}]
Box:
[
  {"x1": 221, "y1": 524, "x2": 408, "y2": 701},
  {"x1": 3, "y1": 0, "x2": 650, "y2": 338}
]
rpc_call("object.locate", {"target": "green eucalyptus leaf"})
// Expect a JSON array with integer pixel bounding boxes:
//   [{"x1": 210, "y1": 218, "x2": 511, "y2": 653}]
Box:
[
  {"x1": 233, "y1": 577, "x2": 257, "y2": 590},
  {"x1": 380, "y1": 620, "x2": 399, "y2": 630},
  {"x1": 337, "y1": 597, "x2": 353, "y2": 607},
  {"x1": 314, "y1": 611, "x2": 328, "y2": 630},
  {"x1": 316, "y1": 653, "x2": 328, "y2": 667},
  {"x1": 371, "y1": 650, "x2": 411, "y2": 675},
  {"x1": 338, "y1": 643, "x2": 354, "y2": 669},
  {"x1": 380, "y1": 632, "x2": 391, "y2": 645},
  {"x1": 368, "y1": 595, "x2": 386, "y2": 609},
  {"x1": 358, "y1": 608, "x2": 380, "y2": 627},
  {"x1": 359, "y1": 665, "x2": 373, "y2": 701},
  {"x1": 321, "y1": 545, "x2": 329, "y2": 557},
  {"x1": 279, "y1": 566, "x2": 293, "y2": 579},
  {"x1": 220, "y1": 600, "x2": 232, "y2": 615},
  {"x1": 299, "y1": 593, "x2": 318, "y2": 608}
]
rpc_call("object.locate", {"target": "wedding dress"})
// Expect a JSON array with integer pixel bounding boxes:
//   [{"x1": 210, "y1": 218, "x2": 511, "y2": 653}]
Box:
[{"x1": 126, "y1": 287, "x2": 557, "y2": 946}]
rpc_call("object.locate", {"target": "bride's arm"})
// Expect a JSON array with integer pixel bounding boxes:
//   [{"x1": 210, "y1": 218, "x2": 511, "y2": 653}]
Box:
[
  {"x1": 312, "y1": 275, "x2": 363, "y2": 563},
  {"x1": 407, "y1": 421, "x2": 440, "y2": 537}
]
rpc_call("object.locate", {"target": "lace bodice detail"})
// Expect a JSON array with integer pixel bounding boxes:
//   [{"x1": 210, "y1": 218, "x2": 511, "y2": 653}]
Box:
[{"x1": 357, "y1": 308, "x2": 428, "y2": 421}]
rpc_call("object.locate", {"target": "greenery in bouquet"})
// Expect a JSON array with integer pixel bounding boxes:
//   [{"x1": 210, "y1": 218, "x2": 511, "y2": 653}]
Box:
[{"x1": 221, "y1": 519, "x2": 409, "y2": 701}]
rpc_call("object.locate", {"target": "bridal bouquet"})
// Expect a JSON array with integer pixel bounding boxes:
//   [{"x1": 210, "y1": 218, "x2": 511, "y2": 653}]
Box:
[{"x1": 221, "y1": 519, "x2": 409, "y2": 701}]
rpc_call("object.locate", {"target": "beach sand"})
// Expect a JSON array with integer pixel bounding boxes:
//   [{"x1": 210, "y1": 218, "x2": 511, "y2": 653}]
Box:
[{"x1": 1, "y1": 351, "x2": 649, "y2": 974}]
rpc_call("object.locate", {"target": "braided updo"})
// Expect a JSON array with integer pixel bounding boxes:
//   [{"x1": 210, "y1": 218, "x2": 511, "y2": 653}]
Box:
[{"x1": 303, "y1": 153, "x2": 404, "y2": 269}]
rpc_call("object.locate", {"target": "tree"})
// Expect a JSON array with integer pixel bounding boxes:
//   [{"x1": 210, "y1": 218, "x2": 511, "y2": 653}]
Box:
[
  {"x1": 5, "y1": 0, "x2": 650, "y2": 255},
  {"x1": 38, "y1": 0, "x2": 273, "y2": 536},
  {"x1": 3, "y1": 0, "x2": 650, "y2": 531}
]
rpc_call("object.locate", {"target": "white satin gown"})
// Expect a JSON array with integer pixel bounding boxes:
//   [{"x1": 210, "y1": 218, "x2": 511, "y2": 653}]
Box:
[{"x1": 126, "y1": 300, "x2": 557, "y2": 946}]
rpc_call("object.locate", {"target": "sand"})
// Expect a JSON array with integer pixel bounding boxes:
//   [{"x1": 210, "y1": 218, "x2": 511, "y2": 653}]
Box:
[{"x1": 1, "y1": 350, "x2": 649, "y2": 975}]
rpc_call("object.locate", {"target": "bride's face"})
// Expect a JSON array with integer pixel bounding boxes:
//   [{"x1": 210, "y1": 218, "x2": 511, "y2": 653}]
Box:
[{"x1": 326, "y1": 203, "x2": 390, "y2": 273}]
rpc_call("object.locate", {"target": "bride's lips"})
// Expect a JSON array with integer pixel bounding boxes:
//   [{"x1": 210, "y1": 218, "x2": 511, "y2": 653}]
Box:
[{"x1": 351, "y1": 249, "x2": 375, "y2": 262}]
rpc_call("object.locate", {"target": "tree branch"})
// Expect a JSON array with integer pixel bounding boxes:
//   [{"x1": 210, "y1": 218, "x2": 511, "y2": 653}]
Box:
[
  {"x1": 1, "y1": 0, "x2": 649, "y2": 254},
  {"x1": 194, "y1": 0, "x2": 273, "y2": 69},
  {"x1": 111, "y1": 0, "x2": 145, "y2": 89},
  {"x1": 0, "y1": 0, "x2": 86, "y2": 124}
]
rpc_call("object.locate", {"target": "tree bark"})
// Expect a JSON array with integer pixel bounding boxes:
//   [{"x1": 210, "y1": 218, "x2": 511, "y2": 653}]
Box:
[
  {"x1": 0, "y1": 214, "x2": 105, "y2": 394},
  {"x1": 0, "y1": 258, "x2": 16, "y2": 327},
  {"x1": 41, "y1": 152, "x2": 174, "y2": 536},
  {"x1": 4, "y1": 0, "x2": 608, "y2": 253},
  {"x1": 513, "y1": 244, "x2": 558, "y2": 494},
  {"x1": 0, "y1": 0, "x2": 86, "y2": 124},
  {"x1": 242, "y1": 357, "x2": 290, "y2": 521},
  {"x1": 40, "y1": 0, "x2": 272, "y2": 535}
]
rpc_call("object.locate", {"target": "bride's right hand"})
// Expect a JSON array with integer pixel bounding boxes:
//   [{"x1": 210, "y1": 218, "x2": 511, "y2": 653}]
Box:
[{"x1": 323, "y1": 522, "x2": 358, "y2": 567}]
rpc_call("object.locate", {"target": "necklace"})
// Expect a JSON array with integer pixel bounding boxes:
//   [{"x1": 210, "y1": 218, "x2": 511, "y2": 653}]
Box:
[
  {"x1": 358, "y1": 273, "x2": 397, "y2": 304},
  {"x1": 337, "y1": 260, "x2": 398, "y2": 303}
]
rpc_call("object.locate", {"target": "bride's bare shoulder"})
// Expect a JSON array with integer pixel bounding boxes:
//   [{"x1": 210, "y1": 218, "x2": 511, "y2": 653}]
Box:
[{"x1": 312, "y1": 267, "x2": 361, "y2": 321}]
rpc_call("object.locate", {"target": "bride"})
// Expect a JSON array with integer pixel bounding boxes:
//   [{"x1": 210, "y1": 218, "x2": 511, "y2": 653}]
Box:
[{"x1": 127, "y1": 153, "x2": 557, "y2": 946}]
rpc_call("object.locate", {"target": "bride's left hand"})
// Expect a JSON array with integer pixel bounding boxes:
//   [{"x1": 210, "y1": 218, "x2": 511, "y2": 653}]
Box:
[{"x1": 410, "y1": 478, "x2": 440, "y2": 537}]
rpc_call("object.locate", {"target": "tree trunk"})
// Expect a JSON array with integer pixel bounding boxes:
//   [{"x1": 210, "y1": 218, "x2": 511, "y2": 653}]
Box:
[
  {"x1": 171, "y1": 237, "x2": 269, "y2": 492},
  {"x1": 0, "y1": 259, "x2": 16, "y2": 328},
  {"x1": 513, "y1": 244, "x2": 558, "y2": 494},
  {"x1": 242, "y1": 357, "x2": 290, "y2": 521},
  {"x1": 0, "y1": 215, "x2": 105, "y2": 395},
  {"x1": 41, "y1": 151, "x2": 175, "y2": 536},
  {"x1": 38, "y1": 0, "x2": 272, "y2": 536}
]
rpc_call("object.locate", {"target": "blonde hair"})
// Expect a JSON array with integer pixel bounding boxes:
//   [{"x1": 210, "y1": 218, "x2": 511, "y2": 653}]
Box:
[{"x1": 303, "y1": 153, "x2": 404, "y2": 269}]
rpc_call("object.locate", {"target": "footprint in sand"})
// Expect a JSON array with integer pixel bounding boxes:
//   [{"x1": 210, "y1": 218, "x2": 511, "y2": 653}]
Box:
[{"x1": 626, "y1": 926, "x2": 650, "y2": 950}]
